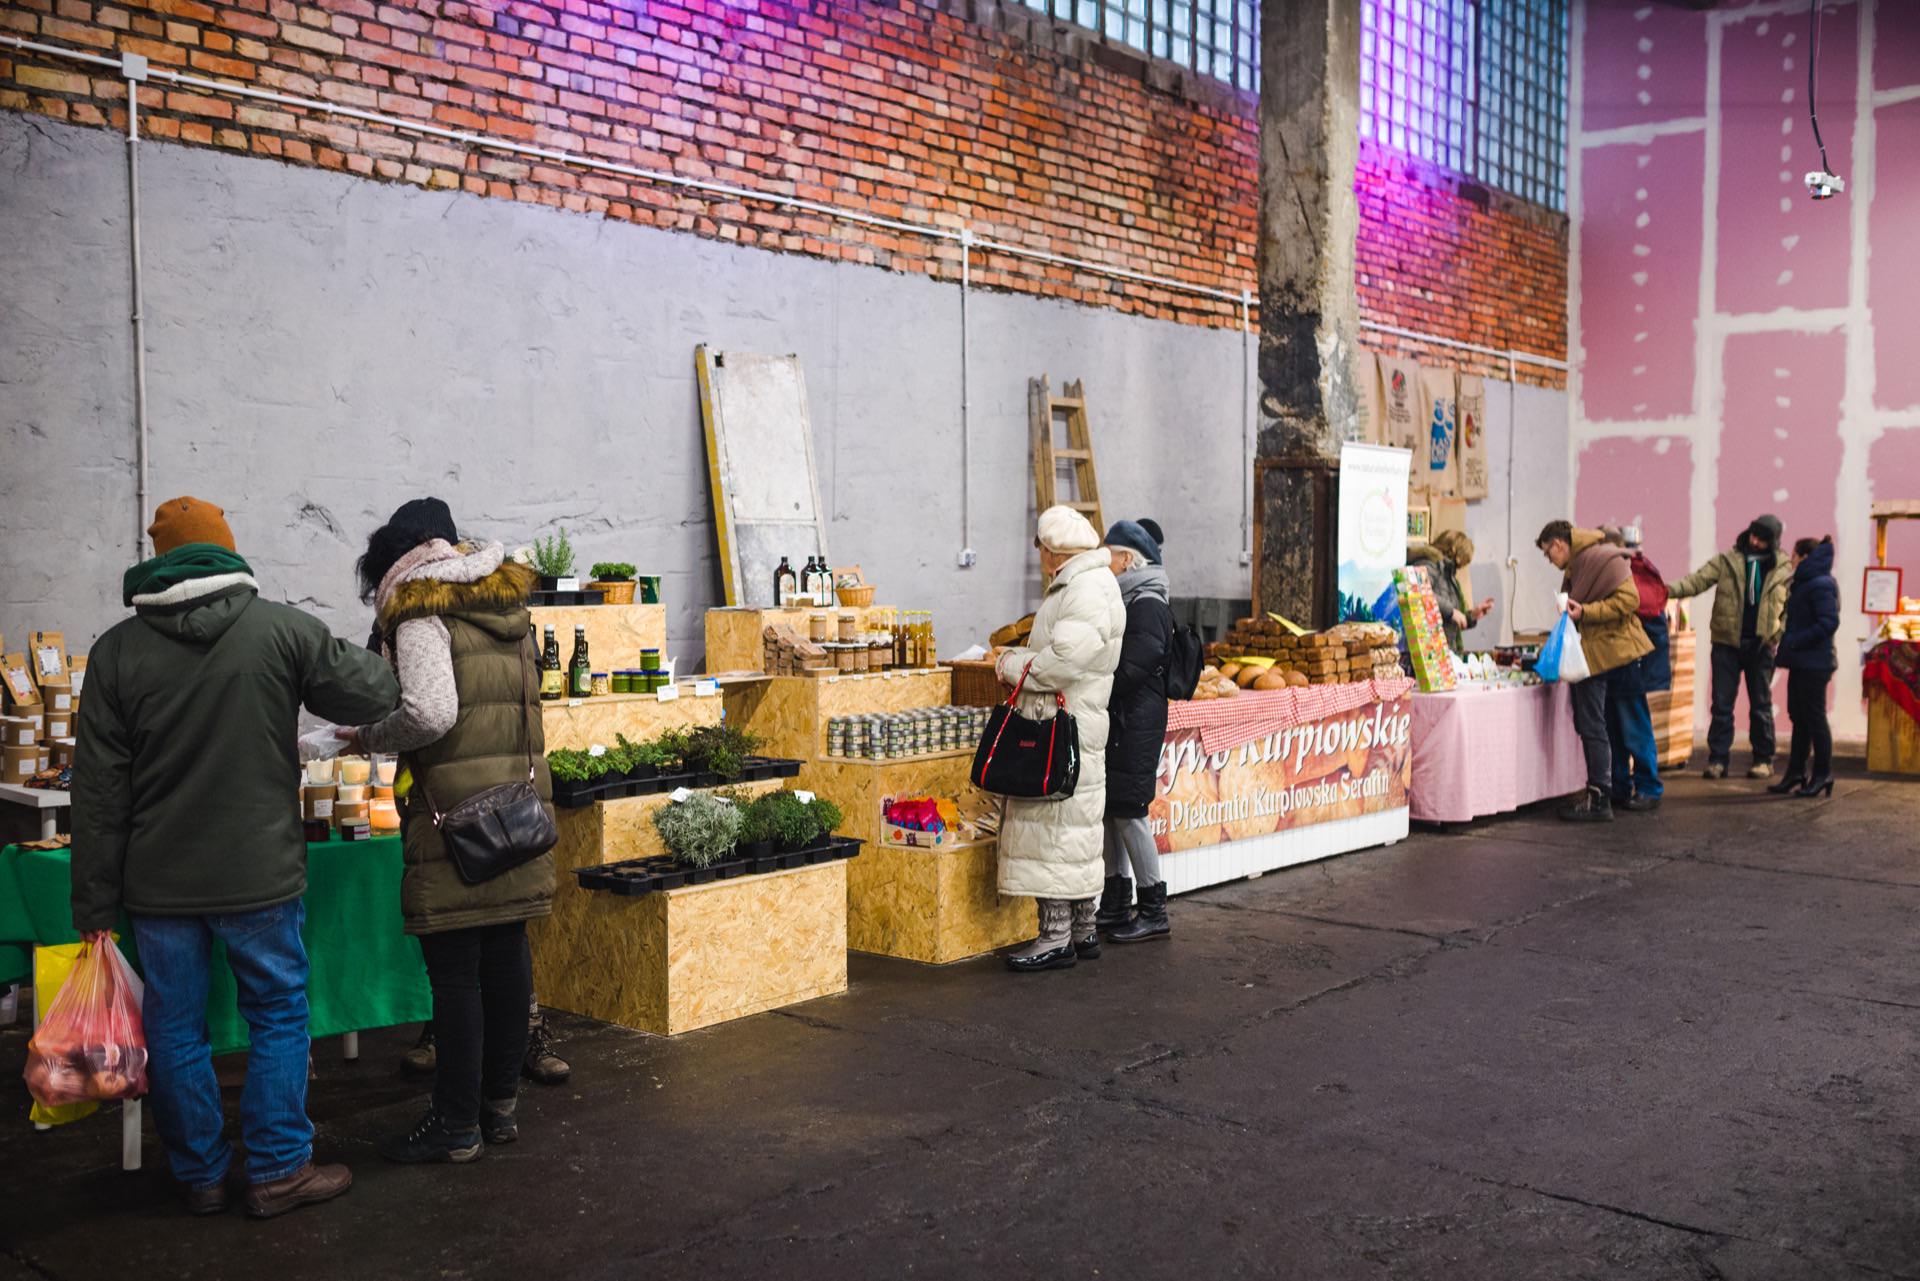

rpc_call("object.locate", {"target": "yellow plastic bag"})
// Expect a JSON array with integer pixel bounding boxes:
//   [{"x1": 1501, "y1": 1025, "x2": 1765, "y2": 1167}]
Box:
[{"x1": 29, "y1": 943, "x2": 100, "y2": 1128}]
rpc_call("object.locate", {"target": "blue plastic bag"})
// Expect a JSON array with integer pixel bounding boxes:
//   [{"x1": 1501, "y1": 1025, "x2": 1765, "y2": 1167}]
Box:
[{"x1": 1536, "y1": 609, "x2": 1591, "y2": 683}]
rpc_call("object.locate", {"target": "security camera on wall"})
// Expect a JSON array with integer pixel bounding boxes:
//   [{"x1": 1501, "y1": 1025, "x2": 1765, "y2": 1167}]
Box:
[{"x1": 1804, "y1": 170, "x2": 1845, "y2": 201}]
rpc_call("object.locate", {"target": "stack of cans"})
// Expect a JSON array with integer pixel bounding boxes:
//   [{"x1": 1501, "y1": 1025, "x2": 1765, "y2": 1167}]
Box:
[{"x1": 824, "y1": 706, "x2": 991, "y2": 760}]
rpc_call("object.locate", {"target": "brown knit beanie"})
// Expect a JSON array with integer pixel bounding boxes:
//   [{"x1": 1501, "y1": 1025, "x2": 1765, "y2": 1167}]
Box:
[{"x1": 148, "y1": 497, "x2": 236, "y2": 555}]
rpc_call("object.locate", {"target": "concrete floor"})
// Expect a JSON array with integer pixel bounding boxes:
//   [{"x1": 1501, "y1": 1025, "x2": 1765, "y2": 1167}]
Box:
[{"x1": 3, "y1": 762, "x2": 1919, "y2": 1280}]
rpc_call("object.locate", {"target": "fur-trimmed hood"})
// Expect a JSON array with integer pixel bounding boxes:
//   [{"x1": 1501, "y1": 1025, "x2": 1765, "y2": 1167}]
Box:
[{"x1": 377, "y1": 540, "x2": 537, "y2": 636}]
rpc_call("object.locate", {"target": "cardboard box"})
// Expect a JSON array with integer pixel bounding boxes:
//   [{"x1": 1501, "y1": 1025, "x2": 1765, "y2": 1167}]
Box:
[
  {"x1": 48, "y1": 739, "x2": 75, "y2": 769},
  {"x1": 41, "y1": 710, "x2": 72, "y2": 742}
]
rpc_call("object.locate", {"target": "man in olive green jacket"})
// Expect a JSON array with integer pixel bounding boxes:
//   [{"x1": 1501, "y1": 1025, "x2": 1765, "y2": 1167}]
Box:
[
  {"x1": 73, "y1": 497, "x2": 398, "y2": 1219},
  {"x1": 1666, "y1": 514, "x2": 1792, "y2": 779}
]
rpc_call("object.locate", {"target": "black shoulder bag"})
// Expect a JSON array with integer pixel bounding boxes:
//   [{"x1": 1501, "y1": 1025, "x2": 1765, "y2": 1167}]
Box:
[
  {"x1": 970, "y1": 660, "x2": 1080, "y2": 800},
  {"x1": 416, "y1": 640, "x2": 557, "y2": 885}
]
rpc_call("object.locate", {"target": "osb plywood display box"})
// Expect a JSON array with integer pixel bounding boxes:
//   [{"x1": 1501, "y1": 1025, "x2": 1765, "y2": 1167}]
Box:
[
  {"x1": 795, "y1": 751, "x2": 982, "y2": 844},
  {"x1": 723, "y1": 670, "x2": 954, "y2": 760},
  {"x1": 540, "y1": 686, "x2": 724, "y2": 752},
  {"x1": 705, "y1": 605, "x2": 889, "y2": 673},
  {"x1": 532, "y1": 814, "x2": 848, "y2": 1036},
  {"x1": 557, "y1": 778, "x2": 786, "y2": 865},
  {"x1": 528, "y1": 603, "x2": 668, "y2": 675},
  {"x1": 846, "y1": 838, "x2": 1031, "y2": 964}
]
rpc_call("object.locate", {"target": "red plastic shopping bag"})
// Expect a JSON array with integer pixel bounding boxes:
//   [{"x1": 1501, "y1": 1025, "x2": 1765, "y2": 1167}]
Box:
[{"x1": 23, "y1": 939, "x2": 149, "y2": 1106}]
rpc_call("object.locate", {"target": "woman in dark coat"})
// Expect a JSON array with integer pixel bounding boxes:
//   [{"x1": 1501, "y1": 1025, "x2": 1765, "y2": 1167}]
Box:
[
  {"x1": 1093, "y1": 521, "x2": 1175, "y2": 945},
  {"x1": 1770, "y1": 536, "x2": 1839, "y2": 797}
]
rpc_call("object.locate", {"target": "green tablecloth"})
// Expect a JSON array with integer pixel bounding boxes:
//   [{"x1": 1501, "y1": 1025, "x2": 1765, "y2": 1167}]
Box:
[{"x1": 0, "y1": 836, "x2": 430, "y2": 1054}]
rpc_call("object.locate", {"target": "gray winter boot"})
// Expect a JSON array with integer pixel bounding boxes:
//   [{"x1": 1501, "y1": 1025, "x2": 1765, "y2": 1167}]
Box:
[
  {"x1": 1070, "y1": 897, "x2": 1101, "y2": 960},
  {"x1": 1006, "y1": 898, "x2": 1076, "y2": 972}
]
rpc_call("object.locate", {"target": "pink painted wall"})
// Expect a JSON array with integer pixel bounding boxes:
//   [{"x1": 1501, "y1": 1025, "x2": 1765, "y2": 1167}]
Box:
[{"x1": 1574, "y1": 0, "x2": 1920, "y2": 746}]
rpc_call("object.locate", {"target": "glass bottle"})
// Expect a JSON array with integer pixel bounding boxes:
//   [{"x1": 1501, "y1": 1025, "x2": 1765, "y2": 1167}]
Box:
[
  {"x1": 567, "y1": 626, "x2": 591, "y2": 698},
  {"x1": 892, "y1": 608, "x2": 908, "y2": 669},
  {"x1": 774, "y1": 557, "x2": 797, "y2": 608},
  {"x1": 539, "y1": 626, "x2": 563, "y2": 701}
]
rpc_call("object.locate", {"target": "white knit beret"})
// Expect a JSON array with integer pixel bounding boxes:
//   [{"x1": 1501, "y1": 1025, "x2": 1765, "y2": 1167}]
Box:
[{"x1": 1036, "y1": 505, "x2": 1100, "y2": 554}]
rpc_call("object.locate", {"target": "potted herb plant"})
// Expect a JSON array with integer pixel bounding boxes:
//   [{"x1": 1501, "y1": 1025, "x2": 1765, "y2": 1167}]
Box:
[
  {"x1": 547, "y1": 748, "x2": 596, "y2": 807},
  {"x1": 683, "y1": 724, "x2": 762, "y2": 785},
  {"x1": 588, "y1": 561, "x2": 637, "y2": 606},
  {"x1": 653, "y1": 729, "x2": 690, "y2": 787},
  {"x1": 652, "y1": 793, "x2": 742, "y2": 872},
  {"x1": 736, "y1": 793, "x2": 778, "y2": 862},
  {"x1": 531, "y1": 528, "x2": 578, "y2": 594},
  {"x1": 761, "y1": 790, "x2": 822, "y2": 863}
]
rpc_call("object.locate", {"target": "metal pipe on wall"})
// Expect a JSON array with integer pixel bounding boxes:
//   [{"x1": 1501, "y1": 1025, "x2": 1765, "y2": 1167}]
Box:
[
  {"x1": 123, "y1": 53, "x2": 151, "y2": 561},
  {"x1": 958, "y1": 228, "x2": 975, "y2": 568}
]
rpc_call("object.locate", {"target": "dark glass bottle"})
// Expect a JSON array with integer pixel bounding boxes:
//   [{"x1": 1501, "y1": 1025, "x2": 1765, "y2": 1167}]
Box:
[
  {"x1": 774, "y1": 556, "x2": 798, "y2": 607},
  {"x1": 568, "y1": 626, "x2": 591, "y2": 698},
  {"x1": 539, "y1": 626, "x2": 563, "y2": 701}
]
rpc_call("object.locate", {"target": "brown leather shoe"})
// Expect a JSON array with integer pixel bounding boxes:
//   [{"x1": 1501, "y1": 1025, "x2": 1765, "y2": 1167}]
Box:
[
  {"x1": 186, "y1": 1180, "x2": 230, "y2": 1216},
  {"x1": 244, "y1": 1162, "x2": 353, "y2": 1220}
]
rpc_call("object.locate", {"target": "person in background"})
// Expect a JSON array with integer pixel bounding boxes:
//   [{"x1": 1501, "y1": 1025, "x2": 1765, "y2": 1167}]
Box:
[
  {"x1": 1771, "y1": 535, "x2": 1839, "y2": 798},
  {"x1": 344, "y1": 504, "x2": 555, "y2": 1162},
  {"x1": 1094, "y1": 520, "x2": 1175, "y2": 945},
  {"x1": 1599, "y1": 526, "x2": 1663, "y2": 812},
  {"x1": 994, "y1": 505, "x2": 1125, "y2": 972},
  {"x1": 1536, "y1": 520, "x2": 1653, "y2": 822},
  {"x1": 1407, "y1": 530, "x2": 1493, "y2": 655},
  {"x1": 1136, "y1": 518, "x2": 1166, "y2": 562},
  {"x1": 370, "y1": 504, "x2": 572, "y2": 1091},
  {"x1": 1667, "y1": 514, "x2": 1791, "y2": 779},
  {"x1": 72, "y1": 497, "x2": 399, "y2": 1218}
]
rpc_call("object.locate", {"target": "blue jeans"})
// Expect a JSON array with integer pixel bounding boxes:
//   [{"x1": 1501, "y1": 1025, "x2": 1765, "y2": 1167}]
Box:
[
  {"x1": 1606, "y1": 672, "x2": 1663, "y2": 801},
  {"x1": 131, "y1": 900, "x2": 313, "y2": 1188}
]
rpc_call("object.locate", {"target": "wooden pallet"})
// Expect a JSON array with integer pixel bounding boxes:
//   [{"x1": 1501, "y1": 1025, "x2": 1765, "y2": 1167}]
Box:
[{"x1": 1029, "y1": 375, "x2": 1103, "y2": 534}]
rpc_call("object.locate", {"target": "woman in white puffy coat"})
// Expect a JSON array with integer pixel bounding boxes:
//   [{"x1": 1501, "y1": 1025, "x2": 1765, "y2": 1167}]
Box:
[{"x1": 993, "y1": 506, "x2": 1126, "y2": 972}]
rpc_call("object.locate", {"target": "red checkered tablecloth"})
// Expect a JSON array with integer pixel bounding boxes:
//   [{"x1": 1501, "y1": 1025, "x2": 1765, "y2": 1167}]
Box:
[{"x1": 1166, "y1": 677, "x2": 1417, "y2": 756}]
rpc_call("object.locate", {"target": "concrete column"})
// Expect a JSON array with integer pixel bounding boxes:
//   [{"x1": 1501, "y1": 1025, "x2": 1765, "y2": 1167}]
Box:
[{"x1": 1255, "y1": 0, "x2": 1362, "y2": 625}]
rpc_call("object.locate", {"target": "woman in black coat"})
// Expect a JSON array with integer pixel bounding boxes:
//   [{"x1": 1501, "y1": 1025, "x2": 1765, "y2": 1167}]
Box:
[
  {"x1": 1093, "y1": 521, "x2": 1175, "y2": 945},
  {"x1": 1770, "y1": 536, "x2": 1839, "y2": 797}
]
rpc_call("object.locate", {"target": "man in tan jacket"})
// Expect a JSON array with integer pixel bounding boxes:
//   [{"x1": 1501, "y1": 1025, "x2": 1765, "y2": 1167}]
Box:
[{"x1": 1537, "y1": 521, "x2": 1653, "y2": 823}]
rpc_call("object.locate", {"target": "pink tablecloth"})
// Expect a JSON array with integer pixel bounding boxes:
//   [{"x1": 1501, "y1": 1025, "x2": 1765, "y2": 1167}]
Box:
[{"x1": 1409, "y1": 682, "x2": 1587, "y2": 823}]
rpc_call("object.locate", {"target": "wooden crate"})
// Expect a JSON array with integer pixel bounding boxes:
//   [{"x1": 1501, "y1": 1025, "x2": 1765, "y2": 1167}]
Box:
[
  {"x1": 528, "y1": 602, "x2": 667, "y2": 675},
  {"x1": 1867, "y1": 686, "x2": 1920, "y2": 775},
  {"x1": 531, "y1": 814, "x2": 847, "y2": 1036},
  {"x1": 705, "y1": 605, "x2": 890, "y2": 674},
  {"x1": 846, "y1": 837, "x2": 1032, "y2": 964},
  {"x1": 539, "y1": 684, "x2": 724, "y2": 752},
  {"x1": 1651, "y1": 626, "x2": 1698, "y2": 768},
  {"x1": 723, "y1": 669, "x2": 955, "y2": 760}
]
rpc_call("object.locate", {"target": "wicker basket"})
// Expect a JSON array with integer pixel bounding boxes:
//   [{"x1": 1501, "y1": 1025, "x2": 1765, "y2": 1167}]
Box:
[
  {"x1": 949, "y1": 659, "x2": 1010, "y2": 707},
  {"x1": 836, "y1": 584, "x2": 876, "y2": 608},
  {"x1": 590, "y1": 579, "x2": 636, "y2": 605}
]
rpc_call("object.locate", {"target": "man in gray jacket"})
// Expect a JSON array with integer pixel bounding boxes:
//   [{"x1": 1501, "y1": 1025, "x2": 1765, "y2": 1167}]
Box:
[{"x1": 74, "y1": 497, "x2": 398, "y2": 1219}]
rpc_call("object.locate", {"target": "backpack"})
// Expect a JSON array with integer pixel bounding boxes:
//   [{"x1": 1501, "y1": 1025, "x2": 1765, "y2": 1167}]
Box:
[
  {"x1": 1629, "y1": 552, "x2": 1667, "y2": 621},
  {"x1": 1166, "y1": 621, "x2": 1205, "y2": 700}
]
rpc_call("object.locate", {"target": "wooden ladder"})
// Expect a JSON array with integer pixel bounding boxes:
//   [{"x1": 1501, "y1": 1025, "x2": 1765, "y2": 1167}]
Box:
[{"x1": 1029, "y1": 375, "x2": 1103, "y2": 536}]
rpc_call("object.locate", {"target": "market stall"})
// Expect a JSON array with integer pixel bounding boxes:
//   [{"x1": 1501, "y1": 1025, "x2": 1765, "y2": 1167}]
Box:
[
  {"x1": 1864, "y1": 501, "x2": 1920, "y2": 775},
  {"x1": 1151, "y1": 678, "x2": 1416, "y2": 892},
  {"x1": 1407, "y1": 682, "x2": 1587, "y2": 823}
]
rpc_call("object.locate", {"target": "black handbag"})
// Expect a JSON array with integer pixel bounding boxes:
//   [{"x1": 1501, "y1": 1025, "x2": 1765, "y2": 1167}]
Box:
[
  {"x1": 970, "y1": 660, "x2": 1080, "y2": 800},
  {"x1": 415, "y1": 642, "x2": 557, "y2": 886}
]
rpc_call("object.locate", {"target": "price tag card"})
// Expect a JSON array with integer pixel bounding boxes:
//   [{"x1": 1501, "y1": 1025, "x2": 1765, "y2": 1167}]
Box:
[
  {"x1": 694, "y1": 679, "x2": 719, "y2": 697},
  {"x1": 568, "y1": 699, "x2": 584, "y2": 708},
  {"x1": 655, "y1": 684, "x2": 681, "y2": 703},
  {"x1": 795, "y1": 790, "x2": 816, "y2": 804},
  {"x1": 586, "y1": 744, "x2": 607, "y2": 757},
  {"x1": 668, "y1": 787, "x2": 692, "y2": 803}
]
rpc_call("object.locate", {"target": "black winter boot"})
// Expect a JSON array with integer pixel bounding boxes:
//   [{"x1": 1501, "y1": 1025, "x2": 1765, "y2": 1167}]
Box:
[
  {"x1": 1108, "y1": 882, "x2": 1169, "y2": 943},
  {"x1": 1094, "y1": 876, "x2": 1134, "y2": 930},
  {"x1": 379, "y1": 1111, "x2": 483, "y2": 1164},
  {"x1": 1558, "y1": 786, "x2": 1614, "y2": 823}
]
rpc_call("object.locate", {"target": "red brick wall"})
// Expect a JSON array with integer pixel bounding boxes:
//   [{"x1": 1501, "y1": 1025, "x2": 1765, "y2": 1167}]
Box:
[
  {"x1": 1355, "y1": 141, "x2": 1568, "y2": 386},
  {"x1": 0, "y1": 0, "x2": 1564, "y2": 382}
]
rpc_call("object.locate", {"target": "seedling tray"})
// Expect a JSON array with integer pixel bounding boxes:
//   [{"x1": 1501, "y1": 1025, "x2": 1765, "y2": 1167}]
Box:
[
  {"x1": 573, "y1": 838, "x2": 863, "y2": 897},
  {"x1": 529, "y1": 589, "x2": 606, "y2": 607},
  {"x1": 549, "y1": 756, "x2": 806, "y2": 808}
]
